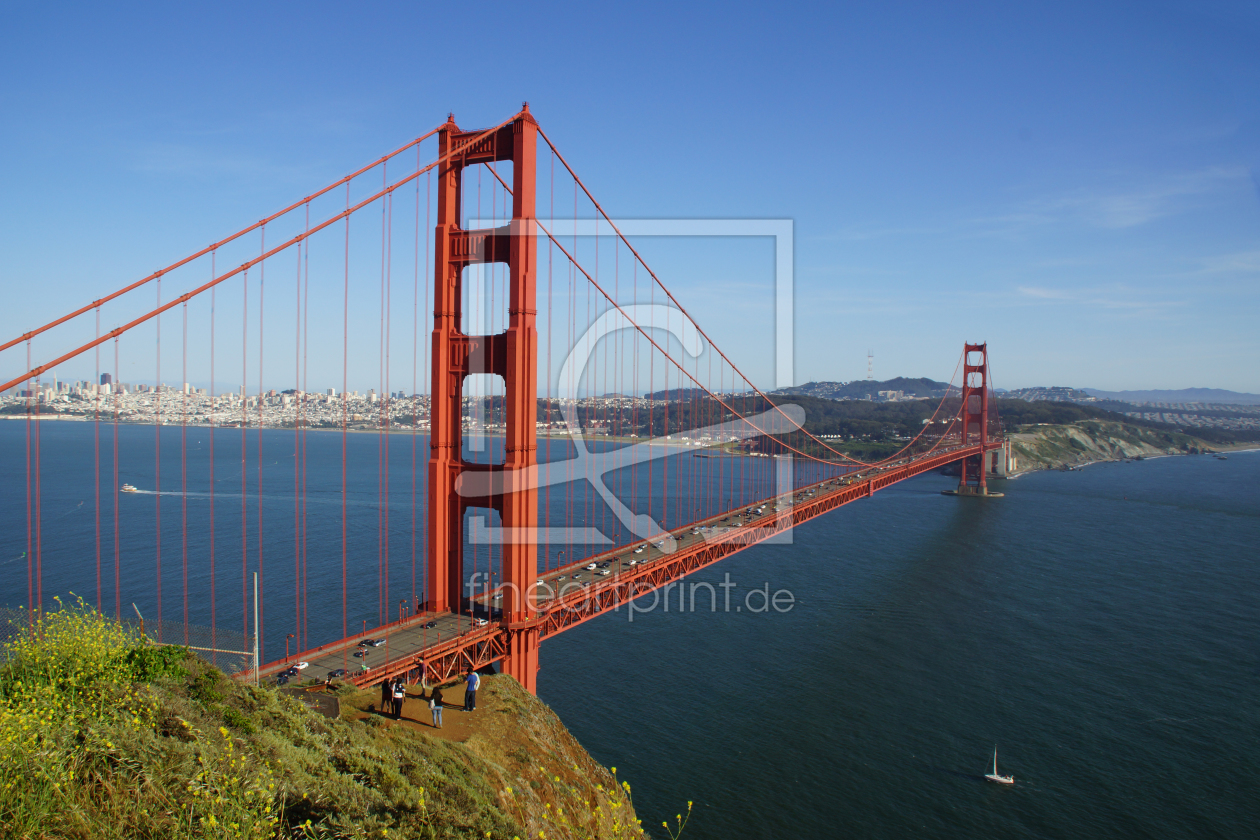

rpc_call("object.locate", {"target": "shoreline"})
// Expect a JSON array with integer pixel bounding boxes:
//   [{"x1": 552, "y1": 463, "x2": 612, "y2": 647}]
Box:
[{"x1": 1006, "y1": 440, "x2": 1256, "y2": 479}]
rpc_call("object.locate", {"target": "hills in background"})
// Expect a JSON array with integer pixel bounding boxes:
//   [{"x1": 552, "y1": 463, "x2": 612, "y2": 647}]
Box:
[
  {"x1": 1084, "y1": 388, "x2": 1260, "y2": 406},
  {"x1": 771, "y1": 377, "x2": 952, "y2": 400},
  {"x1": 641, "y1": 378, "x2": 952, "y2": 402}
]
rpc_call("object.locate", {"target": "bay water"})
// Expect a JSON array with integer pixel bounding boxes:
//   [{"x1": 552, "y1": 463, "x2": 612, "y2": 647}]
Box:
[{"x1": 2, "y1": 419, "x2": 1256, "y2": 837}]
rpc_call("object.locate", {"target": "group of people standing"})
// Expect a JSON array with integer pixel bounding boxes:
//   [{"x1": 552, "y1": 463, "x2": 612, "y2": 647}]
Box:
[
  {"x1": 375, "y1": 668, "x2": 482, "y2": 729},
  {"x1": 380, "y1": 677, "x2": 407, "y2": 718}
]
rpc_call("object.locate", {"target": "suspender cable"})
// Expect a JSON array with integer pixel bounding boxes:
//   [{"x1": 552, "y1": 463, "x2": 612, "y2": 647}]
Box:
[
  {"x1": 209, "y1": 255, "x2": 217, "y2": 666},
  {"x1": 545, "y1": 148, "x2": 554, "y2": 573},
  {"x1": 342, "y1": 183, "x2": 350, "y2": 669},
  {"x1": 294, "y1": 238, "x2": 302, "y2": 647},
  {"x1": 34, "y1": 369, "x2": 43, "y2": 616},
  {"x1": 241, "y1": 268, "x2": 249, "y2": 642},
  {"x1": 112, "y1": 339, "x2": 120, "y2": 621},
  {"x1": 25, "y1": 343, "x2": 32, "y2": 621},
  {"x1": 301, "y1": 208, "x2": 310, "y2": 648},
  {"x1": 379, "y1": 166, "x2": 387, "y2": 626},
  {"x1": 257, "y1": 226, "x2": 266, "y2": 662},
  {"x1": 93, "y1": 313, "x2": 101, "y2": 612},
  {"x1": 155, "y1": 277, "x2": 163, "y2": 637},
  {"x1": 412, "y1": 147, "x2": 420, "y2": 614},
  {"x1": 422, "y1": 166, "x2": 430, "y2": 609},
  {"x1": 182, "y1": 301, "x2": 189, "y2": 644}
]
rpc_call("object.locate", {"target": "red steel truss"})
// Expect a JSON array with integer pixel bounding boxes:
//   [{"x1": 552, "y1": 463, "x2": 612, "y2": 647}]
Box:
[{"x1": 334, "y1": 440, "x2": 1000, "y2": 691}]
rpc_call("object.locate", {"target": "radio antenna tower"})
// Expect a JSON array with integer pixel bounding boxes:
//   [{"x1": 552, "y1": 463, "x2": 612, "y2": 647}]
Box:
[{"x1": 867, "y1": 350, "x2": 873, "y2": 381}]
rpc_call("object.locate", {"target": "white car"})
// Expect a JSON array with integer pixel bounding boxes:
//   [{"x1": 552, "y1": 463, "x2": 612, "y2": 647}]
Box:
[
  {"x1": 633, "y1": 545, "x2": 645, "y2": 554},
  {"x1": 586, "y1": 563, "x2": 598, "y2": 570},
  {"x1": 294, "y1": 661, "x2": 309, "y2": 670},
  {"x1": 472, "y1": 617, "x2": 488, "y2": 627},
  {"x1": 598, "y1": 569, "x2": 611, "y2": 576},
  {"x1": 627, "y1": 558, "x2": 639, "y2": 566}
]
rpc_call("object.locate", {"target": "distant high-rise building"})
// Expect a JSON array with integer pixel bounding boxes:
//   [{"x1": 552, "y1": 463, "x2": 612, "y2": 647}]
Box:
[{"x1": 100, "y1": 373, "x2": 113, "y2": 386}]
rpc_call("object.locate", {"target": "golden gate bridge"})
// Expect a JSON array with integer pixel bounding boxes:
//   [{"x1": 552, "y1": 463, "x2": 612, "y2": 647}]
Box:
[{"x1": 1, "y1": 106, "x2": 1004, "y2": 693}]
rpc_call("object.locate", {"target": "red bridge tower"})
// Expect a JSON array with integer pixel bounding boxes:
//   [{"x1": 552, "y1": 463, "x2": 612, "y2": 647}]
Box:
[
  {"x1": 428, "y1": 108, "x2": 540, "y2": 692},
  {"x1": 954, "y1": 342, "x2": 1000, "y2": 496}
]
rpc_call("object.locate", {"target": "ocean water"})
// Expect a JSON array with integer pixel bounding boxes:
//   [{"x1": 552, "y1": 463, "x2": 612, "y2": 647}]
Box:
[
  {"x1": 537, "y1": 452, "x2": 1260, "y2": 839},
  {"x1": 3, "y1": 419, "x2": 1257, "y2": 837}
]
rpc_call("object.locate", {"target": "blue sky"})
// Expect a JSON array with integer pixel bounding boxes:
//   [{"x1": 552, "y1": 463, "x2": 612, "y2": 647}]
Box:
[{"x1": 1, "y1": 1, "x2": 1257, "y2": 393}]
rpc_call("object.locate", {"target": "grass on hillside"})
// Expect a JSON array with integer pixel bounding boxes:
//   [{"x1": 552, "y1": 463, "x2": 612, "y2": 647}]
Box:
[{"x1": 0, "y1": 599, "x2": 654, "y2": 840}]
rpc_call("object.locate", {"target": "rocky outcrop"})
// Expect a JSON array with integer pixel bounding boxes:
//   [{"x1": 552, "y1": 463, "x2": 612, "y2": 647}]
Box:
[{"x1": 1007, "y1": 420, "x2": 1208, "y2": 473}]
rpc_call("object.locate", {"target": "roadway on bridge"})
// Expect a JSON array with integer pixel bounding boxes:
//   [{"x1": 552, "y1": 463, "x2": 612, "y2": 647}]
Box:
[{"x1": 256, "y1": 451, "x2": 967, "y2": 687}]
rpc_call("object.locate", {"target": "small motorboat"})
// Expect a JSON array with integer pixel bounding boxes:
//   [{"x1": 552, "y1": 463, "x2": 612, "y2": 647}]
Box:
[
  {"x1": 984, "y1": 746, "x2": 1014, "y2": 785},
  {"x1": 121, "y1": 484, "x2": 139, "y2": 493}
]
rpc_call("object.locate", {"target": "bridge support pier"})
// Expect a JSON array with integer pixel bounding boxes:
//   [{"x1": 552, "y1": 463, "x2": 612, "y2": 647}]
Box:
[
  {"x1": 429, "y1": 107, "x2": 542, "y2": 692},
  {"x1": 503, "y1": 626, "x2": 540, "y2": 694}
]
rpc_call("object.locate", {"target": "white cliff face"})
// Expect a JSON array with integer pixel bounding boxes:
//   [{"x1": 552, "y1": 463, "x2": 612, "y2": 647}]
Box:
[{"x1": 1008, "y1": 420, "x2": 1207, "y2": 473}]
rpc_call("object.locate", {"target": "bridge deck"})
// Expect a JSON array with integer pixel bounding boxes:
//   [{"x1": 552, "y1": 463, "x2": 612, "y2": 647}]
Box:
[{"x1": 249, "y1": 442, "x2": 998, "y2": 688}]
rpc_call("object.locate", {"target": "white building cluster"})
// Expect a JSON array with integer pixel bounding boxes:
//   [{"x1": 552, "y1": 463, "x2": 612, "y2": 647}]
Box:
[{"x1": 0, "y1": 383, "x2": 750, "y2": 439}]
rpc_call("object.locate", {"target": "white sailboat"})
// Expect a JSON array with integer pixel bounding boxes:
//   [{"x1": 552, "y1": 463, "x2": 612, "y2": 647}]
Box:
[{"x1": 984, "y1": 746, "x2": 1014, "y2": 785}]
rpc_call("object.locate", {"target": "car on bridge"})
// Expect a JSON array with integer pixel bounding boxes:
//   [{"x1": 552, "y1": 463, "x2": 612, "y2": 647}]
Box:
[
  {"x1": 633, "y1": 545, "x2": 645, "y2": 553},
  {"x1": 327, "y1": 668, "x2": 347, "y2": 679}
]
